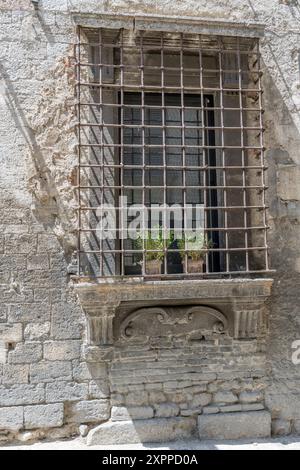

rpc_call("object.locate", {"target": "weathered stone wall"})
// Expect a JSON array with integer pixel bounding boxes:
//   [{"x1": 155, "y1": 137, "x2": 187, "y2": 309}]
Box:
[{"x1": 0, "y1": 0, "x2": 300, "y2": 442}]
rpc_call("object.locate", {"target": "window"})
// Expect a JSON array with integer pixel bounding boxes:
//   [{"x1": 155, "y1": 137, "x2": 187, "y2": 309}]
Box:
[{"x1": 75, "y1": 27, "x2": 270, "y2": 278}]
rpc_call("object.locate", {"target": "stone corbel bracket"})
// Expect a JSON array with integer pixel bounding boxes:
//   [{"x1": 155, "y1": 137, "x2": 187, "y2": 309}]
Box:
[
  {"x1": 233, "y1": 307, "x2": 265, "y2": 339},
  {"x1": 73, "y1": 278, "x2": 273, "y2": 360}
]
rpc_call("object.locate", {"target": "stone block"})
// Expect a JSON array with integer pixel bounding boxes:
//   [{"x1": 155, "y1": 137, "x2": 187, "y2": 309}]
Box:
[
  {"x1": 51, "y1": 302, "x2": 83, "y2": 340},
  {"x1": 186, "y1": 384, "x2": 207, "y2": 394},
  {"x1": 203, "y1": 406, "x2": 220, "y2": 414},
  {"x1": 239, "y1": 391, "x2": 263, "y2": 403},
  {"x1": 166, "y1": 392, "x2": 192, "y2": 404},
  {"x1": 189, "y1": 393, "x2": 212, "y2": 408},
  {"x1": 111, "y1": 406, "x2": 154, "y2": 421},
  {"x1": 272, "y1": 419, "x2": 292, "y2": 436},
  {"x1": 2, "y1": 364, "x2": 29, "y2": 384},
  {"x1": 0, "y1": 341, "x2": 7, "y2": 364},
  {"x1": 198, "y1": 411, "x2": 271, "y2": 439},
  {"x1": 37, "y1": 234, "x2": 60, "y2": 253},
  {"x1": 145, "y1": 383, "x2": 163, "y2": 391},
  {"x1": 0, "y1": 285, "x2": 33, "y2": 305},
  {"x1": 87, "y1": 417, "x2": 196, "y2": 445},
  {"x1": 89, "y1": 380, "x2": 110, "y2": 399},
  {"x1": 73, "y1": 362, "x2": 107, "y2": 382},
  {"x1": 111, "y1": 393, "x2": 125, "y2": 406},
  {"x1": 27, "y1": 254, "x2": 49, "y2": 270},
  {"x1": 241, "y1": 403, "x2": 265, "y2": 412},
  {"x1": 149, "y1": 391, "x2": 166, "y2": 404},
  {"x1": 213, "y1": 391, "x2": 238, "y2": 404},
  {"x1": 277, "y1": 165, "x2": 300, "y2": 201},
  {"x1": 219, "y1": 404, "x2": 242, "y2": 413},
  {"x1": 30, "y1": 361, "x2": 72, "y2": 383},
  {"x1": 265, "y1": 393, "x2": 300, "y2": 421},
  {"x1": 294, "y1": 420, "x2": 300, "y2": 435},
  {"x1": 0, "y1": 323, "x2": 22, "y2": 342},
  {"x1": 72, "y1": 360, "x2": 92, "y2": 381},
  {"x1": 0, "y1": 304, "x2": 7, "y2": 322},
  {"x1": 43, "y1": 340, "x2": 81, "y2": 361},
  {"x1": 0, "y1": 406, "x2": 23, "y2": 431},
  {"x1": 154, "y1": 403, "x2": 179, "y2": 418},
  {"x1": 9, "y1": 303, "x2": 50, "y2": 323},
  {"x1": 46, "y1": 381, "x2": 88, "y2": 403},
  {"x1": 0, "y1": 384, "x2": 44, "y2": 406},
  {"x1": 24, "y1": 403, "x2": 63, "y2": 429},
  {"x1": 5, "y1": 234, "x2": 37, "y2": 254},
  {"x1": 8, "y1": 342, "x2": 42, "y2": 364},
  {"x1": 125, "y1": 391, "x2": 148, "y2": 406},
  {"x1": 66, "y1": 400, "x2": 110, "y2": 424},
  {"x1": 24, "y1": 322, "x2": 50, "y2": 341}
]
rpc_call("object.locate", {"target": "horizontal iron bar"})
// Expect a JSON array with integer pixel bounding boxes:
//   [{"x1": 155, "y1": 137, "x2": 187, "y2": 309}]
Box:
[
  {"x1": 78, "y1": 205, "x2": 268, "y2": 210},
  {"x1": 73, "y1": 270, "x2": 274, "y2": 280},
  {"x1": 79, "y1": 247, "x2": 268, "y2": 253},
  {"x1": 76, "y1": 42, "x2": 261, "y2": 54},
  {"x1": 77, "y1": 62, "x2": 262, "y2": 75},
  {"x1": 78, "y1": 123, "x2": 264, "y2": 131},
  {"x1": 78, "y1": 226, "x2": 269, "y2": 232},
  {"x1": 77, "y1": 81, "x2": 262, "y2": 93},
  {"x1": 78, "y1": 144, "x2": 265, "y2": 150},
  {"x1": 79, "y1": 102, "x2": 263, "y2": 112},
  {"x1": 77, "y1": 185, "x2": 268, "y2": 190},
  {"x1": 79, "y1": 164, "x2": 267, "y2": 170}
]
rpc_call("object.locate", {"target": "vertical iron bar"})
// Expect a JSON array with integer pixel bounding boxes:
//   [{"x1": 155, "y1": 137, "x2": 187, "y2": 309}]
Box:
[
  {"x1": 99, "y1": 28, "x2": 104, "y2": 277},
  {"x1": 257, "y1": 39, "x2": 269, "y2": 271},
  {"x1": 161, "y1": 32, "x2": 167, "y2": 276},
  {"x1": 120, "y1": 29, "x2": 125, "y2": 276},
  {"x1": 76, "y1": 26, "x2": 81, "y2": 276},
  {"x1": 219, "y1": 38, "x2": 229, "y2": 273},
  {"x1": 141, "y1": 31, "x2": 146, "y2": 277},
  {"x1": 199, "y1": 34, "x2": 209, "y2": 273},
  {"x1": 237, "y1": 37, "x2": 249, "y2": 272},
  {"x1": 180, "y1": 33, "x2": 187, "y2": 275}
]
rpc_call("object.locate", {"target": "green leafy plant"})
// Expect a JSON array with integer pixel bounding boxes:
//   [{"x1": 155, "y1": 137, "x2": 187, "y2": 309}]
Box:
[
  {"x1": 177, "y1": 232, "x2": 213, "y2": 261},
  {"x1": 134, "y1": 227, "x2": 167, "y2": 262}
]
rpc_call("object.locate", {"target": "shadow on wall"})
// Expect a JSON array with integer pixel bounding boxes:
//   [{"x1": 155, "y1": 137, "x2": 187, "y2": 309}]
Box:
[
  {"x1": 263, "y1": 64, "x2": 300, "y2": 272},
  {"x1": 0, "y1": 51, "x2": 78, "y2": 260}
]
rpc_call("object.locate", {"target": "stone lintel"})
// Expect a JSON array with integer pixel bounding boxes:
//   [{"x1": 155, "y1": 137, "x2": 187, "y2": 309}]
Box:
[{"x1": 72, "y1": 12, "x2": 265, "y2": 39}]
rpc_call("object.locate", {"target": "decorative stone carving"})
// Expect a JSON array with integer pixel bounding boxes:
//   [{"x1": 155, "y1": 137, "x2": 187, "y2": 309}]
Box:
[
  {"x1": 233, "y1": 308, "x2": 263, "y2": 339},
  {"x1": 74, "y1": 278, "x2": 273, "y2": 355},
  {"x1": 119, "y1": 305, "x2": 228, "y2": 343},
  {"x1": 86, "y1": 305, "x2": 117, "y2": 346}
]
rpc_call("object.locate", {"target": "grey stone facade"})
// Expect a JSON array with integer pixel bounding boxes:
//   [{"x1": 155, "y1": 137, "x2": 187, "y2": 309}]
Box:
[{"x1": 0, "y1": 0, "x2": 300, "y2": 444}]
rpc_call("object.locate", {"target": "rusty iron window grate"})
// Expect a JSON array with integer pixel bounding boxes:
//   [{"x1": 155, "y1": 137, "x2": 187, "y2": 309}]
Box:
[{"x1": 75, "y1": 26, "x2": 270, "y2": 279}]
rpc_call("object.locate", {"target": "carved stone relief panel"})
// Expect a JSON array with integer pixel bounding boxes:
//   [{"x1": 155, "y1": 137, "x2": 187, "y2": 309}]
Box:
[{"x1": 117, "y1": 305, "x2": 228, "y2": 345}]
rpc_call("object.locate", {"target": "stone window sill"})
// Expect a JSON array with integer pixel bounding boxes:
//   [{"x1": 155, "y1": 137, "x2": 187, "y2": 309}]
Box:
[{"x1": 73, "y1": 277, "x2": 273, "y2": 360}]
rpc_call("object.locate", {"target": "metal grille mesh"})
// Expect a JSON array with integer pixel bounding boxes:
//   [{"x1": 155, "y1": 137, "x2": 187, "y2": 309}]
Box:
[{"x1": 75, "y1": 26, "x2": 270, "y2": 279}]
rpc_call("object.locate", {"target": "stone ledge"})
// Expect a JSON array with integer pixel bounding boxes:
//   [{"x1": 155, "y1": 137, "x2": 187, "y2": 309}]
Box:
[
  {"x1": 73, "y1": 278, "x2": 274, "y2": 306},
  {"x1": 198, "y1": 411, "x2": 271, "y2": 440},
  {"x1": 87, "y1": 417, "x2": 196, "y2": 445},
  {"x1": 74, "y1": 278, "x2": 273, "y2": 348}
]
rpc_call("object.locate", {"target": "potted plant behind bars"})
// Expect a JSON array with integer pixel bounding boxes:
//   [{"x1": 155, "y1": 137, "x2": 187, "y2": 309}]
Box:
[
  {"x1": 177, "y1": 232, "x2": 213, "y2": 274},
  {"x1": 135, "y1": 227, "x2": 165, "y2": 276}
]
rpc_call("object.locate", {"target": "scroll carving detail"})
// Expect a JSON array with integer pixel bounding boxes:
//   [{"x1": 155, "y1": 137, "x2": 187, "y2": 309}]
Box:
[{"x1": 119, "y1": 305, "x2": 228, "y2": 343}]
